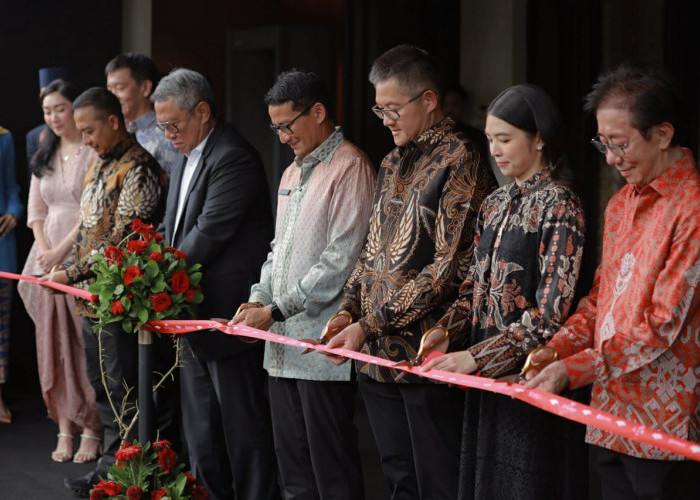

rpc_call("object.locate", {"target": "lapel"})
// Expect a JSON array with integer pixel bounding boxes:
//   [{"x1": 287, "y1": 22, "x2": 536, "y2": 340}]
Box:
[{"x1": 166, "y1": 155, "x2": 187, "y2": 240}]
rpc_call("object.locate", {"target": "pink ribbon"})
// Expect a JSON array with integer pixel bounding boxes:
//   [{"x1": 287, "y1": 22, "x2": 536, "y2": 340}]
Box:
[{"x1": 5, "y1": 271, "x2": 700, "y2": 461}]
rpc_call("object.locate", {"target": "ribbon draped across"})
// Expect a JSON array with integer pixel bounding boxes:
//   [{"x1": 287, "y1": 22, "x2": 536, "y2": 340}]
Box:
[{"x1": 5, "y1": 270, "x2": 700, "y2": 462}]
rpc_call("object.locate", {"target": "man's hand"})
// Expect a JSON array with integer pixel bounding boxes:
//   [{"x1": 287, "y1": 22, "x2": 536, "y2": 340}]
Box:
[
  {"x1": 324, "y1": 323, "x2": 365, "y2": 365},
  {"x1": 38, "y1": 270, "x2": 69, "y2": 295},
  {"x1": 228, "y1": 304, "x2": 274, "y2": 331},
  {"x1": 421, "y1": 350, "x2": 478, "y2": 374},
  {"x1": 0, "y1": 214, "x2": 17, "y2": 238},
  {"x1": 523, "y1": 360, "x2": 569, "y2": 394}
]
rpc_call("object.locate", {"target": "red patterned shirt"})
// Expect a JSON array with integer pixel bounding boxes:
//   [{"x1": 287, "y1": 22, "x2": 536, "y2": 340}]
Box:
[{"x1": 548, "y1": 151, "x2": 700, "y2": 459}]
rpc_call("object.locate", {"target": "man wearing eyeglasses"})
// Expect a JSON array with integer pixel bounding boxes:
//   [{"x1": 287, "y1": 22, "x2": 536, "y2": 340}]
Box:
[
  {"x1": 325, "y1": 45, "x2": 497, "y2": 499},
  {"x1": 526, "y1": 64, "x2": 700, "y2": 499},
  {"x1": 230, "y1": 69, "x2": 376, "y2": 499},
  {"x1": 152, "y1": 68, "x2": 279, "y2": 500}
]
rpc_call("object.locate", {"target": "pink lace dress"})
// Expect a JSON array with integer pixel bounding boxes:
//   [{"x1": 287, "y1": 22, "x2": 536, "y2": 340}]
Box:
[{"x1": 18, "y1": 147, "x2": 101, "y2": 430}]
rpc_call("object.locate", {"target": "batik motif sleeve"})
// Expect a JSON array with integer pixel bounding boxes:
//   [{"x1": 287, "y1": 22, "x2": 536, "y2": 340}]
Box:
[{"x1": 468, "y1": 195, "x2": 586, "y2": 377}]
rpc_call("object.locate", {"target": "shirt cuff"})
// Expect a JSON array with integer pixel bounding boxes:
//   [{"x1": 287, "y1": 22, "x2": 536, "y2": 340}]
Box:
[{"x1": 561, "y1": 349, "x2": 598, "y2": 389}]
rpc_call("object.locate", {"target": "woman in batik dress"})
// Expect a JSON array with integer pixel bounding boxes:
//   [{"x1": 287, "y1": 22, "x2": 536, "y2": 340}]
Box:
[{"x1": 424, "y1": 84, "x2": 588, "y2": 499}]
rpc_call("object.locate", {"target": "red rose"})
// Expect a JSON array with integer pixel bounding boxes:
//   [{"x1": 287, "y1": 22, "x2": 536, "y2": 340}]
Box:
[
  {"x1": 185, "y1": 289, "x2": 196, "y2": 302},
  {"x1": 149, "y1": 251, "x2": 163, "y2": 263},
  {"x1": 94, "y1": 480, "x2": 122, "y2": 496},
  {"x1": 151, "y1": 489, "x2": 167, "y2": 500},
  {"x1": 150, "y1": 292, "x2": 172, "y2": 313},
  {"x1": 111, "y1": 300, "x2": 125, "y2": 315},
  {"x1": 127, "y1": 240, "x2": 149, "y2": 254},
  {"x1": 126, "y1": 486, "x2": 143, "y2": 500},
  {"x1": 184, "y1": 472, "x2": 196, "y2": 488},
  {"x1": 90, "y1": 294, "x2": 99, "y2": 304},
  {"x1": 157, "y1": 446, "x2": 177, "y2": 473},
  {"x1": 154, "y1": 232, "x2": 164, "y2": 242},
  {"x1": 191, "y1": 485, "x2": 210, "y2": 500},
  {"x1": 123, "y1": 266, "x2": 142, "y2": 285},
  {"x1": 174, "y1": 250, "x2": 187, "y2": 261},
  {"x1": 90, "y1": 489, "x2": 107, "y2": 500},
  {"x1": 153, "y1": 439, "x2": 172, "y2": 450},
  {"x1": 163, "y1": 246, "x2": 175, "y2": 254},
  {"x1": 115, "y1": 443, "x2": 142, "y2": 462},
  {"x1": 170, "y1": 270, "x2": 190, "y2": 294},
  {"x1": 104, "y1": 246, "x2": 124, "y2": 264}
]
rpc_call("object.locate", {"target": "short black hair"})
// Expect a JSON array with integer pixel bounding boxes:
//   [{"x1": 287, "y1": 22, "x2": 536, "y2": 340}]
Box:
[
  {"x1": 584, "y1": 63, "x2": 686, "y2": 145},
  {"x1": 264, "y1": 69, "x2": 334, "y2": 118},
  {"x1": 369, "y1": 44, "x2": 443, "y2": 96},
  {"x1": 105, "y1": 52, "x2": 161, "y2": 92},
  {"x1": 73, "y1": 87, "x2": 124, "y2": 123}
]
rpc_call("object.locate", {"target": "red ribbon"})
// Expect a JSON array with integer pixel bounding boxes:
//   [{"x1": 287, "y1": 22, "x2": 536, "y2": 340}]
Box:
[{"x1": 6, "y1": 271, "x2": 700, "y2": 462}]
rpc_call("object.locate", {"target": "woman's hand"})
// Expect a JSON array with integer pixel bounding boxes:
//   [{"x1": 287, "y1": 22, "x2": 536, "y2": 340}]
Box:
[
  {"x1": 421, "y1": 350, "x2": 478, "y2": 374},
  {"x1": 38, "y1": 247, "x2": 66, "y2": 273},
  {"x1": 0, "y1": 214, "x2": 17, "y2": 237}
]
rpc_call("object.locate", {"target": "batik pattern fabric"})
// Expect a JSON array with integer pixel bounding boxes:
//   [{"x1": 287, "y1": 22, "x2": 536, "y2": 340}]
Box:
[
  {"x1": 436, "y1": 167, "x2": 589, "y2": 500},
  {"x1": 439, "y1": 166, "x2": 586, "y2": 376},
  {"x1": 65, "y1": 137, "x2": 164, "y2": 316},
  {"x1": 548, "y1": 150, "x2": 700, "y2": 460},
  {"x1": 341, "y1": 118, "x2": 497, "y2": 383}
]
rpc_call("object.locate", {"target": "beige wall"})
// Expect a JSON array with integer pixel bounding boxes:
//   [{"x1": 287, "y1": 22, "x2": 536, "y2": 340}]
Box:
[{"x1": 122, "y1": 0, "x2": 153, "y2": 55}]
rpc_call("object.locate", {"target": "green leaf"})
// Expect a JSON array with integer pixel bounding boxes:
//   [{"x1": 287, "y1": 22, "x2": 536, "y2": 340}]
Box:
[
  {"x1": 122, "y1": 319, "x2": 133, "y2": 333},
  {"x1": 138, "y1": 308, "x2": 149, "y2": 324},
  {"x1": 146, "y1": 259, "x2": 159, "y2": 278},
  {"x1": 189, "y1": 272, "x2": 202, "y2": 286},
  {"x1": 114, "y1": 284, "x2": 124, "y2": 296}
]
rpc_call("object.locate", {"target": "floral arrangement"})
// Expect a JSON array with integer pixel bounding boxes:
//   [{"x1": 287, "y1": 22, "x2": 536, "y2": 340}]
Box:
[
  {"x1": 89, "y1": 440, "x2": 209, "y2": 500},
  {"x1": 89, "y1": 219, "x2": 203, "y2": 332}
]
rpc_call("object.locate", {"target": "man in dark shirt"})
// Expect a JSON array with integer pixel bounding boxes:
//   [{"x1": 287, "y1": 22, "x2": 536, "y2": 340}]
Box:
[{"x1": 326, "y1": 45, "x2": 497, "y2": 499}]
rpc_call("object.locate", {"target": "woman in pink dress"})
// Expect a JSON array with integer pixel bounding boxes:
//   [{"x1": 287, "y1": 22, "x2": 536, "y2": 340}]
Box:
[{"x1": 18, "y1": 79, "x2": 102, "y2": 463}]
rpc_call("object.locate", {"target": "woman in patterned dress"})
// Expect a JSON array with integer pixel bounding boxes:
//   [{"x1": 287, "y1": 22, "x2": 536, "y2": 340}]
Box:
[
  {"x1": 18, "y1": 79, "x2": 102, "y2": 463},
  {"x1": 423, "y1": 84, "x2": 588, "y2": 499}
]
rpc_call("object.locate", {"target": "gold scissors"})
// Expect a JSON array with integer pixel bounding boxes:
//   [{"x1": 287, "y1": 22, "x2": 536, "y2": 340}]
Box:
[
  {"x1": 519, "y1": 346, "x2": 558, "y2": 380},
  {"x1": 394, "y1": 325, "x2": 449, "y2": 380},
  {"x1": 301, "y1": 310, "x2": 353, "y2": 354},
  {"x1": 229, "y1": 302, "x2": 263, "y2": 343}
]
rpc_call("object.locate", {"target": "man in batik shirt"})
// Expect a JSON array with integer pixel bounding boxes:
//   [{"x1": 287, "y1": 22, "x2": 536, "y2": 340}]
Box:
[
  {"x1": 43, "y1": 88, "x2": 165, "y2": 498},
  {"x1": 526, "y1": 64, "x2": 700, "y2": 499},
  {"x1": 326, "y1": 45, "x2": 497, "y2": 499}
]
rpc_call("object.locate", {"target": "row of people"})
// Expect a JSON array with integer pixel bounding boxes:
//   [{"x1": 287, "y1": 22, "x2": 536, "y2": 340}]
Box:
[{"x1": 17, "y1": 42, "x2": 700, "y2": 500}]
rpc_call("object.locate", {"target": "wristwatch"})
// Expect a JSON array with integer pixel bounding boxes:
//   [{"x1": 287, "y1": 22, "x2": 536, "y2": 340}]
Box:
[{"x1": 269, "y1": 302, "x2": 286, "y2": 322}]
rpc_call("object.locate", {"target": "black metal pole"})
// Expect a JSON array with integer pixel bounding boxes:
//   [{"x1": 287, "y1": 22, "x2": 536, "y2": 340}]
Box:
[{"x1": 138, "y1": 329, "x2": 155, "y2": 443}]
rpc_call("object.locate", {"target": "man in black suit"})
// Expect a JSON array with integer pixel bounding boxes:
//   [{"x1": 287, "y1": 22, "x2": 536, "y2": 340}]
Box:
[{"x1": 152, "y1": 68, "x2": 279, "y2": 500}]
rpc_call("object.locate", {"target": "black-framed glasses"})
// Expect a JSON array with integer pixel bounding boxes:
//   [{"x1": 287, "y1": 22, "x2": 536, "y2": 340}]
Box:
[
  {"x1": 591, "y1": 135, "x2": 628, "y2": 158},
  {"x1": 371, "y1": 89, "x2": 429, "y2": 120},
  {"x1": 155, "y1": 120, "x2": 181, "y2": 135},
  {"x1": 269, "y1": 104, "x2": 312, "y2": 135}
]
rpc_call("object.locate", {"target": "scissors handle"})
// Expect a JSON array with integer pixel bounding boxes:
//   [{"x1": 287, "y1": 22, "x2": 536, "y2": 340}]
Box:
[
  {"x1": 519, "y1": 346, "x2": 558, "y2": 378},
  {"x1": 232, "y1": 302, "x2": 263, "y2": 344},
  {"x1": 416, "y1": 325, "x2": 449, "y2": 358},
  {"x1": 319, "y1": 310, "x2": 353, "y2": 344}
]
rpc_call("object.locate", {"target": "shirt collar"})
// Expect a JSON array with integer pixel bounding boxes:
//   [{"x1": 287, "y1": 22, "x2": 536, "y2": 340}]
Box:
[
  {"x1": 126, "y1": 110, "x2": 156, "y2": 134},
  {"x1": 99, "y1": 135, "x2": 138, "y2": 161},
  {"x1": 186, "y1": 128, "x2": 213, "y2": 160},
  {"x1": 295, "y1": 126, "x2": 345, "y2": 167},
  {"x1": 631, "y1": 148, "x2": 696, "y2": 198},
  {"x1": 400, "y1": 117, "x2": 455, "y2": 156},
  {"x1": 507, "y1": 164, "x2": 554, "y2": 197}
]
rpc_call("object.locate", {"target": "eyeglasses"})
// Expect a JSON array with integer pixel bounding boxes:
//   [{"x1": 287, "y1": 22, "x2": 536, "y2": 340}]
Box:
[
  {"x1": 269, "y1": 105, "x2": 312, "y2": 135},
  {"x1": 591, "y1": 135, "x2": 628, "y2": 158},
  {"x1": 155, "y1": 120, "x2": 181, "y2": 135},
  {"x1": 371, "y1": 89, "x2": 429, "y2": 120}
]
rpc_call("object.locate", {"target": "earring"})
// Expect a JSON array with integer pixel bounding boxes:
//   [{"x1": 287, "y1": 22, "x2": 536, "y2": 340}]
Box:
[{"x1": 537, "y1": 144, "x2": 543, "y2": 151}]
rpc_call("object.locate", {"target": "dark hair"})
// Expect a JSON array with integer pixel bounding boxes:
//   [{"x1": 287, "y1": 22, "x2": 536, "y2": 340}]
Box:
[
  {"x1": 584, "y1": 63, "x2": 686, "y2": 145},
  {"x1": 73, "y1": 87, "x2": 125, "y2": 123},
  {"x1": 30, "y1": 79, "x2": 80, "y2": 178},
  {"x1": 369, "y1": 44, "x2": 443, "y2": 97},
  {"x1": 151, "y1": 68, "x2": 217, "y2": 117},
  {"x1": 487, "y1": 84, "x2": 573, "y2": 185},
  {"x1": 105, "y1": 52, "x2": 161, "y2": 93},
  {"x1": 264, "y1": 69, "x2": 334, "y2": 118}
]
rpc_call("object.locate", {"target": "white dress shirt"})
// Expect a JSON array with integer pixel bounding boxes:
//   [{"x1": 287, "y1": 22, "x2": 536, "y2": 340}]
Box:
[{"x1": 173, "y1": 131, "x2": 212, "y2": 239}]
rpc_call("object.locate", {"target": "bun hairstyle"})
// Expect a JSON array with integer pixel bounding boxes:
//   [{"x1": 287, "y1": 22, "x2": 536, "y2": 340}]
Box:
[
  {"x1": 487, "y1": 84, "x2": 573, "y2": 185},
  {"x1": 30, "y1": 79, "x2": 80, "y2": 178}
]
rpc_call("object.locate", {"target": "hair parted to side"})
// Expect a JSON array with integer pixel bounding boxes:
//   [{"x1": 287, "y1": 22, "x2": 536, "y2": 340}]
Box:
[
  {"x1": 487, "y1": 84, "x2": 573, "y2": 185},
  {"x1": 105, "y1": 52, "x2": 161, "y2": 90},
  {"x1": 150, "y1": 68, "x2": 216, "y2": 116},
  {"x1": 73, "y1": 87, "x2": 124, "y2": 123},
  {"x1": 31, "y1": 79, "x2": 81, "y2": 177},
  {"x1": 264, "y1": 69, "x2": 334, "y2": 118},
  {"x1": 584, "y1": 63, "x2": 686, "y2": 146},
  {"x1": 369, "y1": 44, "x2": 443, "y2": 96}
]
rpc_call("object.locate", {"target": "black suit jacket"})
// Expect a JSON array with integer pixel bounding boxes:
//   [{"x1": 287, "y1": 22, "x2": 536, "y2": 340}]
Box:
[{"x1": 160, "y1": 122, "x2": 273, "y2": 361}]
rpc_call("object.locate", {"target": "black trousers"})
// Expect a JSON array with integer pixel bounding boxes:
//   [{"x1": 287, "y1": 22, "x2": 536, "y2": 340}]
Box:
[
  {"x1": 359, "y1": 374, "x2": 464, "y2": 500},
  {"x1": 82, "y1": 317, "x2": 181, "y2": 475},
  {"x1": 179, "y1": 342, "x2": 279, "y2": 500},
  {"x1": 595, "y1": 445, "x2": 700, "y2": 500},
  {"x1": 268, "y1": 377, "x2": 364, "y2": 500}
]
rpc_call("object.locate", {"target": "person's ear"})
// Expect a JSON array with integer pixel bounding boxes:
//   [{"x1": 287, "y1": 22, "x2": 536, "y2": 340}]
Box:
[
  {"x1": 535, "y1": 133, "x2": 545, "y2": 151},
  {"x1": 312, "y1": 103, "x2": 326, "y2": 124},
  {"x1": 140, "y1": 79, "x2": 153, "y2": 99},
  {"x1": 195, "y1": 101, "x2": 211, "y2": 122},
  {"x1": 654, "y1": 122, "x2": 675, "y2": 150},
  {"x1": 108, "y1": 114, "x2": 120, "y2": 131},
  {"x1": 424, "y1": 90, "x2": 440, "y2": 113}
]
